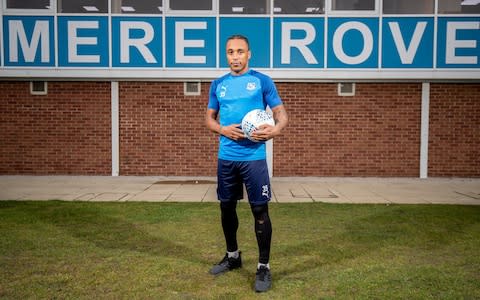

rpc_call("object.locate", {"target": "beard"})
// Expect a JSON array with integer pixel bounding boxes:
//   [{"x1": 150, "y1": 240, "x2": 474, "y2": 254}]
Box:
[{"x1": 230, "y1": 62, "x2": 247, "y2": 74}]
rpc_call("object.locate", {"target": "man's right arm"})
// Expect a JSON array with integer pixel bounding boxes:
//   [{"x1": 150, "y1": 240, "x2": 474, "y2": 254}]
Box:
[
  {"x1": 205, "y1": 109, "x2": 245, "y2": 141},
  {"x1": 205, "y1": 109, "x2": 222, "y2": 134}
]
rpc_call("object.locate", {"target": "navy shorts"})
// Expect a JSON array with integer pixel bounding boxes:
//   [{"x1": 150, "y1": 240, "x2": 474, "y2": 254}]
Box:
[{"x1": 217, "y1": 159, "x2": 271, "y2": 206}]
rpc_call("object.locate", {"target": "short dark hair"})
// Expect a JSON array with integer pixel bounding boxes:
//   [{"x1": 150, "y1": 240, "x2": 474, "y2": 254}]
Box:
[{"x1": 226, "y1": 34, "x2": 250, "y2": 50}]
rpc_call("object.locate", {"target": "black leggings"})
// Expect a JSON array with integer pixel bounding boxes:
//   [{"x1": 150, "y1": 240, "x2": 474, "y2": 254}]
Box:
[{"x1": 220, "y1": 201, "x2": 272, "y2": 264}]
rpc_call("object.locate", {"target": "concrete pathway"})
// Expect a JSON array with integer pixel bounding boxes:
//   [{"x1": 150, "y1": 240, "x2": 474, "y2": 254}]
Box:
[{"x1": 0, "y1": 176, "x2": 479, "y2": 205}]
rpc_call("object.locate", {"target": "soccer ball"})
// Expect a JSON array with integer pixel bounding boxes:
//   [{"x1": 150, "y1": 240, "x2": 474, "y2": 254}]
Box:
[{"x1": 241, "y1": 109, "x2": 275, "y2": 142}]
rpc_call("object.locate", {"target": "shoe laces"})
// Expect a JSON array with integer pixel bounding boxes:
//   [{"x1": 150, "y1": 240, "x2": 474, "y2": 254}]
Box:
[
  {"x1": 256, "y1": 266, "x2": 269, "y2": 280},
  {"x1": 218, "y1": 254, "x2": 229, "y2": 265}
]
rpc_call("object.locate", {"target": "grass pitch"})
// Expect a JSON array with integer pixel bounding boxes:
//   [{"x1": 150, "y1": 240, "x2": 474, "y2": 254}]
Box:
[{"x1": 0, "y1": 201, "x2": 479, "y2": 299}]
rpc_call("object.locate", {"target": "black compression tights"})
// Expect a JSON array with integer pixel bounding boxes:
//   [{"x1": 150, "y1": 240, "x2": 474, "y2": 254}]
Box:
[
  {"x1": 251, "y1": 204, "x2": 272, "y2": 264},
  {"x1": 220, "y1": 201, "x2": 272, "y2": 264},
  {"x1": 220, "y1": 201, "x2": 239, "y2": 252}
]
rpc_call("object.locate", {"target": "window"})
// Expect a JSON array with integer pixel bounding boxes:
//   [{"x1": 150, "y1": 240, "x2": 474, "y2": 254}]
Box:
[
  {"x1": 220, "y1": 0, "x2": 270, "y2": 14},
  {"x1": 168, "y1": 0, "x2": 212, "y2": 11},
  {"x1": 6, "y1": 0, "x2": 51, "y2": 9},
  {"x1": 30, "y1": 81, "x2": 48, "y2": 95},
  {"x1": 58, "y1": 0, "x2": 108, "y2": 13},
  {"x1": 111, "y1": 0, "x2": 163, "y2": 14},
  {"x1": 438, "y1": 0, "x2": 480, "y2": 14},
  {"x1": 184, "y1": 82, "x2": 201, "y2": 96},
  {"x1": 274, "y1": 0, "x2": 324, "y2": 14},
  {"x1": 331, "y1": 0, "x2": 375, "y2": 10},
  {"x1": 338, "y1": 83, "x2": 355, "y2": 96},
  {"x1": 383, "y1": 0, "x2": 434, "y2": 14}
]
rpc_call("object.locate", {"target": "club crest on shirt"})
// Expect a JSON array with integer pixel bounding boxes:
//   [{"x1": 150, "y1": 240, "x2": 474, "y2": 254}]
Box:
[{"x1": 246, "y1": 82, "x2": 256, "y2": 91}]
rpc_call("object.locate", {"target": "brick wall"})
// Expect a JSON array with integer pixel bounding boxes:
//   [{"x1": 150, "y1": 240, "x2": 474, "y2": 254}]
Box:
[
  {"x1": 274, "y1": 83, "x2": 422, "y2": 177},
  {"x1": 429, "y1": 83, "x2": 480, "y2": 177},
  {"x1": 0, "y1": 81, "x2": 111, "y2": 175},
  {"x1": 1, "y1": 81, "x2": 478, "y2": 177},
  {"x1": 119, "y1": 82, "x2": 424, "y2": 177},
  {"x1": 119, "y1": 82, "x2": 218, "y2": 176}
]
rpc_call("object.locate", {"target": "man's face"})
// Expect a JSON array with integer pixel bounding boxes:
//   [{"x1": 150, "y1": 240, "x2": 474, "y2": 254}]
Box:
[{"x1": 226, "y1": 38, "x2": 251, "y2": 75}]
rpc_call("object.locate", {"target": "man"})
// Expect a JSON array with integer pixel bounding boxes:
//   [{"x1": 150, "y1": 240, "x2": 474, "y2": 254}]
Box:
[{"x1": 205, "y1": 34, "x2": 288, "y2": 293}]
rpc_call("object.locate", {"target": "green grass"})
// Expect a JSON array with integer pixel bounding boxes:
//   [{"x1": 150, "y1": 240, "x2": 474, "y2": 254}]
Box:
[{"x1": 0, "y1": 201, "x2": 479, "y2": 299}]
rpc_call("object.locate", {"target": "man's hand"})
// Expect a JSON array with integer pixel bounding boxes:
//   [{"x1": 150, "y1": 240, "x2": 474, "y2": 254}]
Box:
[
  {"x1": 250, "y1": 124, "x2": 277, "y2": 142},
  {"x1": 250, "y1": 105, "x2": 288, "y2": 142},
  {"x1": 221, "y1": 124, "x2": 245, "y2": 141}
]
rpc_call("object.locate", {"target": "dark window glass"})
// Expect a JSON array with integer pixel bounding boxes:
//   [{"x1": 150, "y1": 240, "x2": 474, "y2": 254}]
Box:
[
  {"x1": 274, "y1": 0, "x2": 324, "y2": 14},
  {"x1": 112, "y1": 0, "x2": 163, "y2": 14},
  {"x1": 220, "y1": 0, "x2": 269, "y2": 14},
  {"x1": 383, "y1": 0, "x2": 434, "y2": 14},
  {"x1": 7, "y1": 0, "x2": 51, "y2": 9},
  {"x1": 58, "y1": 0, "x2": 108, "y2": 13},
  {"x1": 438, "y1": 0, "x2": 480, "y2": 14},
  {"x1": 169, "y1": 0, "x2": 212, "y2": 10},
  {"x1": 332, "y1": 0, "x2": 375, "y2": 10}
]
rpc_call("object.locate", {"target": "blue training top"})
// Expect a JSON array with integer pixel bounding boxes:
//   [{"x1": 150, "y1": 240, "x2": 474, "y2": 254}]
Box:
[{"x1": 208, "y1": 69, "x2": 283, "y2": 161}]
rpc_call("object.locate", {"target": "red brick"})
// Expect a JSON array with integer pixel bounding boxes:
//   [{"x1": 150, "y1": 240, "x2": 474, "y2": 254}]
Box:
[
  {"x1": 1, "y1": 81, "x2": 478, "y2": 177},
  {"x1": 0, "y1": 81, "x2": 111, "y2": 175}
]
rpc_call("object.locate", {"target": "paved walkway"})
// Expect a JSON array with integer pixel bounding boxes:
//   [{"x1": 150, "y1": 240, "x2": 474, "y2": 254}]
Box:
[{"x1": 0, "y1": 176, "x2": 479, "y2": 205}]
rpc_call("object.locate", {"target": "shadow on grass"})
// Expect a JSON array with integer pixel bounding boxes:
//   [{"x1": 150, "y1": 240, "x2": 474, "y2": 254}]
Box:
[
  {"x1": 272, "y1": 203, "x2": 480, "y2": 281},
  {"x1": 10, "y1": 201, "x2": 211, "y2": 265}
]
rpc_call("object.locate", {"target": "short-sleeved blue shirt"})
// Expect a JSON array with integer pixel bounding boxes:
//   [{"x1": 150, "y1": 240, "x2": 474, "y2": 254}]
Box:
[{"x1": 208, "y1": 69, "x2": 283, "y2": 161}]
